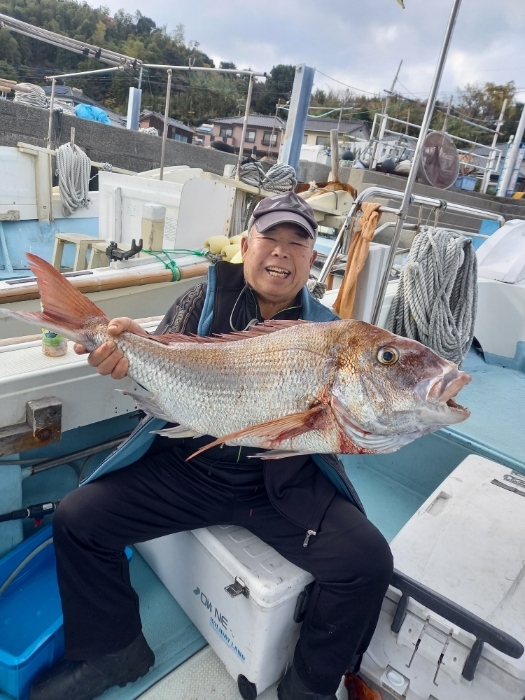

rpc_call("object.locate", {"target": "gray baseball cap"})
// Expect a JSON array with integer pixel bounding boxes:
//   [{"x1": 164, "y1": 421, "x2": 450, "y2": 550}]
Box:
[{"x1": 251, "y1": 192, "x2": 318, "y2": 239}]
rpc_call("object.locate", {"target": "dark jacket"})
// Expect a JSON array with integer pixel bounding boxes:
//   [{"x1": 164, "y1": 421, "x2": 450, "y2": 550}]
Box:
[{"x1": 155, "y1": 262, "x2": 365, "y2": 541}]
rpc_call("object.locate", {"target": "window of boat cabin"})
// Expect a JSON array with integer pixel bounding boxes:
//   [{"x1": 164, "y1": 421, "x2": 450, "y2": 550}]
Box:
[
  {"x1": 220, "y1": 127, "x2": 233, "y2": 138},
  {"x1": 245, "y1": 130, "x2": 256, "y2": 143},
  {"x1": 262, "y1": 132, "x2": 278, "y2": 146}
]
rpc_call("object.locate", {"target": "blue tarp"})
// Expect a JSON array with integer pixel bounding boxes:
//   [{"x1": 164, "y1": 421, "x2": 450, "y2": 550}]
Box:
[{"x1": 75, "y1": 103, "x2": 111, "y2": 125}]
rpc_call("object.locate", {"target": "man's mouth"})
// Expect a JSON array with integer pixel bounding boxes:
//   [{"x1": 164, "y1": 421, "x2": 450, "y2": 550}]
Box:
[{"x1": 266, "y1": 267, "x2": 290, "y2": 279}]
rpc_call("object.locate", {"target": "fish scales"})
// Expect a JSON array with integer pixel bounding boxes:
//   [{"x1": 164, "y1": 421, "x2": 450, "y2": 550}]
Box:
[{"x1": 113, "y1": 324, "x2": 338, "y2": 450}]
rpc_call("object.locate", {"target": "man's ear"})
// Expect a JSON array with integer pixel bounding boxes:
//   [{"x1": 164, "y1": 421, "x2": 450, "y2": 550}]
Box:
[
  {"x1": 241, "y1": 236, "x2": 249, "y2": 258},
  {"x1": 310, "y1": 249, "x2": 318, "y2": 266}
]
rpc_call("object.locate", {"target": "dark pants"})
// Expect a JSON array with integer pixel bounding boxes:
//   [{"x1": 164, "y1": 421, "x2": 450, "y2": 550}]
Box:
[{"x1": 53, "y1": 445, "x2": 393, "y2": 694}]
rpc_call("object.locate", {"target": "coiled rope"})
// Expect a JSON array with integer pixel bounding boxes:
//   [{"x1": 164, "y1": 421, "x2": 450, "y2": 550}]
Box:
[
  {"x1": 13, "y1": 83, "x2": 48, "y2": 108},
  {"x1": 387, "y1": 227, "x2": 477, "y2": 366},
  {"x1": 56, "y1": 143, "x2": 91, "y2": 217},
  {"x1": 229, "y1": 160, "x2": 298, "y2": 236},
  {"x1": 231, "y1": 159, "x2": 297, "y2": 193}
]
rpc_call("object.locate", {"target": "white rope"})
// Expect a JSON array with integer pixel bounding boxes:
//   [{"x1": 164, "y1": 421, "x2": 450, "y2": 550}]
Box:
[
  {"x1": 13, "y1": 83, "x2": 47, "y2": 108},
  {"x1": 231, "y1": 159, "x2": 297, "y2": 193},
  {"x1": 386, "y1": 227, "x2": 478, "y2": 366},
  {"x1": 229, "y1": 159, "x2": 298, "y2": 236},
  {"x1": 56, "y1": 143, "x2": 91, "y2": 217}
]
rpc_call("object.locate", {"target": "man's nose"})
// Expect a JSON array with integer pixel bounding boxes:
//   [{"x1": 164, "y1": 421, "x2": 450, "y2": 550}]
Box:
[{"x1": 271, "y1": 245, "x2": 290, "y2": 257}]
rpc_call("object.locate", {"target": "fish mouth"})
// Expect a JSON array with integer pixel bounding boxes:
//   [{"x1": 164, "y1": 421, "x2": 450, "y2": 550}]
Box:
[
  {"x1": 266, "y1": 266, "x2": 291, "y2": 279},
  {"x1": 418, "y1": 368, "x2": 471, "y2": 412}
]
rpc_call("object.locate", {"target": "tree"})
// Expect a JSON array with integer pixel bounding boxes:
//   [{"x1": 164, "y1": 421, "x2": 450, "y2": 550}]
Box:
[{"x1": 254, "y1": 64, "x2": 295, "y2": 114}]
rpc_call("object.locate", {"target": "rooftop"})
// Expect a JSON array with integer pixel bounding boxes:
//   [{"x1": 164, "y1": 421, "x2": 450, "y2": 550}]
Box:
[
  {"x1": 304, "y1": 118, "x2": 369, "y2": 135},
  {"x1": 210, "y1": 114, "x2": 285, "y2": 128},
  {"x1": 139, "y1": 110, "x2": 195, "y2": 135}
]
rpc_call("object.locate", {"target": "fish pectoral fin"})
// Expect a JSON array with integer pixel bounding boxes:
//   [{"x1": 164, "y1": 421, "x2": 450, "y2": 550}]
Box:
[
  {"x1": 117, "y1": 390, "x2": 172, "y2": 421},
  {"x1": 150, "y1": 319, "x2": 311, "y2": 346},
  {"x1": 248, "y1": 450, "x2": 312, "y2": 460},
  {"x1": 152, "y1": 425, "x2": 203, "y2": 439},
  {"x1": 185, "y1": 404, "x2": 327, "y2": 461}
]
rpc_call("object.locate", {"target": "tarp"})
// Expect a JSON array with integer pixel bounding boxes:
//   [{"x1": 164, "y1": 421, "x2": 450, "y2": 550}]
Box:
[{"x1": 75, "y1": 103, "x2": 111, "y2": 125}]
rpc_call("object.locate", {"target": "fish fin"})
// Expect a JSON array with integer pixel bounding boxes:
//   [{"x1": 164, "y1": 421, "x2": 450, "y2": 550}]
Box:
[
  {"x1": 149, "y1": 319, "x2": 312, "y2": 346},
  {"x1": 152, "y1": 426, "x2": 203, "y2": 439},
  {"x1": 117, "y1": 390, "x2": 172, "y2": 421},
  {"x1": 186, "y1": 404, "x2": 327, "y2": 461},
  {"x1": 0, "y1": 254, "x2": 109, "y2": 346},
  {"x1": 248, "y1": 450, "x2": 312, "y2": 460}
]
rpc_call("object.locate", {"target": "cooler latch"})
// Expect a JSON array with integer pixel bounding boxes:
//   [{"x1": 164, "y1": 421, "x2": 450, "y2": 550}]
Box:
[{"x1": 225, "y1": 577, "x2": 250, "y2": 599}]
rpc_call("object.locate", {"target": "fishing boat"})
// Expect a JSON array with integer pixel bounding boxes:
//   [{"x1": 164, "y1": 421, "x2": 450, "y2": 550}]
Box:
[{"x1": 2, "y1": 0, "x2": 525, "y2": 698}]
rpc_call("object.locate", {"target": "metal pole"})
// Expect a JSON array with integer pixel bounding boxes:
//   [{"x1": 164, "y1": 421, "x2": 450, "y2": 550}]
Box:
[
  {"x1": 236, "y1": 73, "x2": 254, "y2": 178},
  {"x1": 143, "y1": 64, "x2": 265, "y2": 77},
  {"x1": 279, "y1": 65, "x2": 315, "y2": 172},
  {"x1": 372, "y1": 59, "x2": 403, "y2": 168},
  {"x1": 46, "y1": 77, "x2": 56, "y2": 148},
  {"x1": 442, "y1": 94, "x2": 453, "y2": 132},
  {"x1": 159, "y1": 68, "x2": 172, "y2": 181},
  {"x1": 370, "y1": 0, "x2": 463, "y2": 326},
  {"x1": 497, "y1": 104, "x2": 525, "y2": 196},
  {"x1": 45, "y1": 66, "x2": 122, "y2": 81},
  {"x1": 481, "y1": 98, "x2": 507, "y2": 194},
  {"x1": 138, "y1": 66, "x2": 144, "y2": 90}
]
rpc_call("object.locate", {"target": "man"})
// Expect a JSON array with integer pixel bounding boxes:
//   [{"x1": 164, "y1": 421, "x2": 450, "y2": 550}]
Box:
[{"x1": 30, "y1": 192, "x2": 392, "y2": 700}]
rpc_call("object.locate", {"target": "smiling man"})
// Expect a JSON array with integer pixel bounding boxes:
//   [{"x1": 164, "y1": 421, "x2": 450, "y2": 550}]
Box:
[{"x1": 30, "y1": 192, "x2": 392, "y2": 700}]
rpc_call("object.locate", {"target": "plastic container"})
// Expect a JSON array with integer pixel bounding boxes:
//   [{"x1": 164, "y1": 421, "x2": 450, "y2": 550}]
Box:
[
  {"x1": 40, "y1": 303, "x2": 67, "y2": 358},
  {"x1": 361, "y1": 455, "x2": 525, "y2": 700},
  {"x1": 0, "y1": 525, "x2": 132, "y2": 700},
  {"x1": 41, "y1": 331, "x2": 68, "y2": 357},
  {"x1": 137, "y1": 525, "x2": 313, "y2": 698},
  {"x1": 453, "y1": 175, "x2": 477, "y2": 191}
]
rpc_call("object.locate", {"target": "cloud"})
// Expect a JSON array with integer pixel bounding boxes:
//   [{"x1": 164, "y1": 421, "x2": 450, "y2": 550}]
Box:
[{"x1": 102, "y1": 0, "x2": 525, "y2": 100}]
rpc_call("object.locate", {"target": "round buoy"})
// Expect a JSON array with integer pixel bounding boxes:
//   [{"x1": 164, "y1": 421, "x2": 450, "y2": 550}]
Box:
[
  {"x1": 341, "y1": 150, "x2": 354, "y2": 161},
  {"x1": 378, "y1": 157, "x2": 396, "y2": 174}
]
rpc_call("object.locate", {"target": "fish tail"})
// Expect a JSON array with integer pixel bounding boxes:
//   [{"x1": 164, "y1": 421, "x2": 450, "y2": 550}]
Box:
[{"x1": 0, "y1": 254, "x2": 109, "y2": 348}]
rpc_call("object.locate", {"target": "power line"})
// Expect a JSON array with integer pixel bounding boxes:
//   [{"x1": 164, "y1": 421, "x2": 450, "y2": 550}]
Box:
[{"x1": 314, "y1": 69, "x2": 378, "y2": 96}]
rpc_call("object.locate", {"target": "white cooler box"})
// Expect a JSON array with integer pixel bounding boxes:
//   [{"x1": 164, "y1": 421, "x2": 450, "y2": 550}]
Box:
[
  {"x1": 361, "y1": 455, "x2": 525, "y2": 700},
  {"x1": 136, "y1": 524, "x2": 313, "y2": 698}
]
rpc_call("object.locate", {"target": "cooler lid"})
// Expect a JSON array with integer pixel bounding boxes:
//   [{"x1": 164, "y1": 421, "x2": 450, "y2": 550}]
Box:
[
  {"x1": 191, "y1": 525, "x2": 313, "y2": 608},
  {"x1": 391, "y1": 455, "x2": 525, "y2": 679}
]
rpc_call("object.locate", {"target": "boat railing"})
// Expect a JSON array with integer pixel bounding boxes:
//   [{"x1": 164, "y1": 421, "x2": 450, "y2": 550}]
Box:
[{"x1": 317, "y1": 186, "x2": 506, "y2": 325}]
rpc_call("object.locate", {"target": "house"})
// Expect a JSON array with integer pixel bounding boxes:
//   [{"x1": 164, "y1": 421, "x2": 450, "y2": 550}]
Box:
[
  {"x1": 302, "y1": 118, "x2": 370, "y2": 147},
  {"x1": 139, "y1": 110, "x2": 194, "y2": 143},
  {"x1": 201, "y1": 115, "x2": 285, "y2": 158},
  {"x1": 43, "y1": 85, "x2": 127, "y2": 128}
]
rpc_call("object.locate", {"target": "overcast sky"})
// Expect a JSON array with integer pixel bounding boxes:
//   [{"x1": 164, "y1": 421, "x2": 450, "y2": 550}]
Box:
[{"x1": 102, "y1": 0, "x2": 525, "y2": 103}]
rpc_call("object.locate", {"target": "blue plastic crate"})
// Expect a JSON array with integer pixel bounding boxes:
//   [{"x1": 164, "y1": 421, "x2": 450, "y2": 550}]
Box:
[{"x1": 0, "y1": 524, "x2": 131, "y2": 700}]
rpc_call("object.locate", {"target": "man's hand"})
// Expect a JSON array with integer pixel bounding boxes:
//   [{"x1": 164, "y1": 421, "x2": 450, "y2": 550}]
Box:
[{"x1": 74, "y1": 317, "x2": 143, "y2": 379}]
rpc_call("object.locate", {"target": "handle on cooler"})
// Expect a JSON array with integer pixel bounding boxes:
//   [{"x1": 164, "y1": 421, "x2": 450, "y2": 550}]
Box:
[{"x1": 390, "y1": 568, "x2": 524, "y2": 682}]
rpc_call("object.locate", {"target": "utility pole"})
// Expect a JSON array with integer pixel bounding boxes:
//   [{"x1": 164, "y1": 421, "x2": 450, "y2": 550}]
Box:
[
  {"x1": 441, "y1": 94, "x2": 453, "y2": 132},
  {"x1": 497, "y1": 103, "x2": 525, "y2": 197},
  {"x1": 481, "y1": 98, "x2": 507, "y2": 194},
  {"x1": 372, "y1": 59, "x2": 403, "y2": 168}
]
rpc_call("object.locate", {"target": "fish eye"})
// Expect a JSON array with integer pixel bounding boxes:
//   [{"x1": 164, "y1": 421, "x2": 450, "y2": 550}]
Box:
[{"x1": 377, "y1": 346, "x2": 399, "y2": 365}]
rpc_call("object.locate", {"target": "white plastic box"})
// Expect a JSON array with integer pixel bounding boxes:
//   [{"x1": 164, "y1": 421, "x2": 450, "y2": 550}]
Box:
[
  {"x1": 361, "y1": 455, "x2": 525, "y2": 700},
  {"x1": 136, "y1": 524, "x2": 313, "y2": 697}
]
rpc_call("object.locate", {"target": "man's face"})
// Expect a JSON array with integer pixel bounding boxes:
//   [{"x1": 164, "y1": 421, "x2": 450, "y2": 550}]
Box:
[{"x1": 241, "y1": 223, "x2": 317, "y2": 305}]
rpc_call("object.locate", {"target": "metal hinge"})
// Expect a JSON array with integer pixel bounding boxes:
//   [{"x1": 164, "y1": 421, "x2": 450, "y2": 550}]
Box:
[{"x1": 224, "y1": 576, "x2": 250, "y2": 599}]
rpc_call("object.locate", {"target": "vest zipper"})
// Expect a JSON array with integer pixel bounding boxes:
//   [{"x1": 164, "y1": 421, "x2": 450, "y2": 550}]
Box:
[{"x1": 303, "y1": 530, "x2": 317, "y2": 547}]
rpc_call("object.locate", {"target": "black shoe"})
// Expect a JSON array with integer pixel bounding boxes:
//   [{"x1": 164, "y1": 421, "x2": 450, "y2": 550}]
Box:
[
  {"x1": 29, "y1": 632, "x2": 155, "y2": 700},
  {"x1": 277, "y1": 664, "x2": 337, "y2": 700}
]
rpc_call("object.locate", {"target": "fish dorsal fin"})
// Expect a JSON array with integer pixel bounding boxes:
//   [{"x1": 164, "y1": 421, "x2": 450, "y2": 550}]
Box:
[
  {"x1": 186, "y1": 403, "x2": 327, "y2": 461},
  {"x1": 150, "y1": 319, "x2": 311, "y2": 346}
]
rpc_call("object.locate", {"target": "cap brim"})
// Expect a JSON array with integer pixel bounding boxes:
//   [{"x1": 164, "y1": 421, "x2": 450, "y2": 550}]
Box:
[{"x1": 254, "y1": 211, "x2": 316, "y2": 239}]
